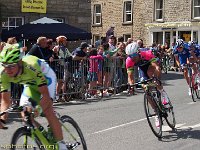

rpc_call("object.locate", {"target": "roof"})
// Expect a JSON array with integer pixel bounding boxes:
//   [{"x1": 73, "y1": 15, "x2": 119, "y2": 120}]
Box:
[{"x1": 30, "y1": 17, "x2": 61, "y2": 24}]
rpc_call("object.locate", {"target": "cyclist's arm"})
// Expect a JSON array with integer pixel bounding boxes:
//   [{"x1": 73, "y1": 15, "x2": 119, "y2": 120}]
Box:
[
  {"x1": 38, "y1": 85, "x2": 52, "y2": 113},
  {"x1": 174, "y1": 55, "x2": 180, "y2": 67}
]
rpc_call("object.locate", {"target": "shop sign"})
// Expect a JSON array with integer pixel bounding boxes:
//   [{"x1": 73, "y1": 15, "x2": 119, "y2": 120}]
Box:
[{"x1": 21, "y1": 0, "x2": 47, "y2": 14}]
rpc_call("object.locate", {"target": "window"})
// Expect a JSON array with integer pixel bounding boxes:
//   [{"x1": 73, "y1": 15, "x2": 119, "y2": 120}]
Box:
[
  {"x1": 123, "y1": 1, "x2": 132, "y2": 23},
  {"x1": 2, "y1": 17, "x2": 24, "y2": 30},
  {"x1": 154, "y1": 0, "x2": 163, "y2": 21},
  {"x1": 193, "y1": 0, "x2": 200, "y2": 19},
  {"x1": 93, "y1": 4, "x2": 102, "y2": 25},
  {"x1": 123, "y1": 34, "x2": 131, "y2": 42},
  {"x1": 52, "y1": 18, "x2": 64, "y2": 23}
]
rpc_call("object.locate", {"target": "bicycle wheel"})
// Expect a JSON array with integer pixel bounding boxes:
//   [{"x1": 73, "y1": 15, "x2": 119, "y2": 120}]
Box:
[
  {"x1": 164, "y1": 100, "x2": 176, "y2": 129},
  {"x1": 11, "y1": 127, "x2": 44, "y2": 150},
  {"x1": 189, "y1": 75, "x2": 196, "y2": 102},
  {"x1": 144, "y1": 93, "x2": 162, "y2": 138},
  {"x1": 60, "y1": 115, "x2": 87, "y2": 150}
]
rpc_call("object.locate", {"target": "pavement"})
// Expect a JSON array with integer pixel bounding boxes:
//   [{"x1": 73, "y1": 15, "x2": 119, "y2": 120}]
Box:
[{"x1": 1, "y1": 71, "x2": 200, "y2": 150}]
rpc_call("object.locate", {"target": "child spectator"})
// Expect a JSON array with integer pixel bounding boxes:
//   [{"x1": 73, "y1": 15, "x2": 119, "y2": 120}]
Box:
[
  {"x1": 87, "y1": 49, "x2": 103, "y2": 98},
  {"x1": 97, "y1": 45, "x2": 104, "y2": 86}
]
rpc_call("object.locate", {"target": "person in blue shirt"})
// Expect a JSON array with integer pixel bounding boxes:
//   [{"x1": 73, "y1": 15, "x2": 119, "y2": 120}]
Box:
[
  {"x1": 173, "y1": 39, "x2": 197, "y2": 95},
  {"x1": 173, "y1": 39, "x2": 190, "y2": 94}
]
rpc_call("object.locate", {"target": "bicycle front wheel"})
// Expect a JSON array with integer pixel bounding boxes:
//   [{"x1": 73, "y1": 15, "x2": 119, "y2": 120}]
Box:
[
  {"x1": 144, "y1": 93, "x2": 162, "y2": 138},
  {"x1": 165, "y1": 100, "x2": 176, "y2": 129},
  {"x1": 11, "y1": 127, "x2": 44, "y2": 150},
  {"x1": 60, "y1": 115, "x2": 87, "y2": 150}
]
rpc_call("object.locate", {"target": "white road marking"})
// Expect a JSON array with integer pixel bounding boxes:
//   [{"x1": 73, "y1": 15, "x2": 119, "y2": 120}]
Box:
[
  {"x1": 163, "y1": 123, "x2": 200, "y2": 132},
  {"x1": 92, "y1": 118, "x2": 147, "y2": 134},
  {"x1": 162, "y1": 123, "x2": 185, "y2": 132},
  {"x1": 187, "y1": 102, "x2": 196, "y2": 105}
]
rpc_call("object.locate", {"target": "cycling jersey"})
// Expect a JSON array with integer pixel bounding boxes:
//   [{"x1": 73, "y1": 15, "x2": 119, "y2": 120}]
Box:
[
  {"x1": 126, "y1": 50, "x2": 157, "y2": 80},
  {"x1": 0, "y1": 55, "x2": 56, "y2": 106},
  {"x1": 173, "y1": 46, "x2": 190, "y2": 65}
]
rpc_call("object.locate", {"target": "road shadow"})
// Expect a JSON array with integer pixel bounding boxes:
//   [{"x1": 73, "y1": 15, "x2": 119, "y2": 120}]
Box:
[
  {"x1": 161, "y1": 71, "x2": 184, "y2": 81},
  {"x1": 160, "y1": 128, "x2": 200, "y2": 142}
]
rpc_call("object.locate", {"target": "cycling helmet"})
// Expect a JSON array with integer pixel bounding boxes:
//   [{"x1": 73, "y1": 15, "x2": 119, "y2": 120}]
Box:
[
  {"x1": 125, "y1": 42, "x2": 139, "y2": 57},
  {"x1": 176, "y1": 39, "x2": 184, "y2": 48},
  {"x1": 56, "y1": 35, "x2": 67, "y2": 43},
  {"x1": 188, "y1": 41, "x2": 196, "y2": 47},
  {"x1": 0, "y1": 44, "x2": 22, "y2": 64}
]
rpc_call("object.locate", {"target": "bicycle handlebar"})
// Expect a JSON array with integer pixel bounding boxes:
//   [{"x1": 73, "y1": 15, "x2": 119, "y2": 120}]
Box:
[{"x1": 130, "y1": 77, "x2": 160, "y2": 87}]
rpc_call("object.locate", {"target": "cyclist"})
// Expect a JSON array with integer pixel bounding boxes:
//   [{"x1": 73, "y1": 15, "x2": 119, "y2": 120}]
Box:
[
  {"x1": 0, "y1": 44, "x2": 68, "y2": 150},
  {"x1": 126, "y1": 42, "x2": 170, "y2": 127},
  {"x1": 173, "y1": 39, "x2": 197, "y2": 95}
]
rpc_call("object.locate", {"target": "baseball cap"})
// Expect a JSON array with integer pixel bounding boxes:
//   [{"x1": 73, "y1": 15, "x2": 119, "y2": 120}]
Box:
[{"x1": 80, "y1": 42, "x2": 89, "y2": 49}]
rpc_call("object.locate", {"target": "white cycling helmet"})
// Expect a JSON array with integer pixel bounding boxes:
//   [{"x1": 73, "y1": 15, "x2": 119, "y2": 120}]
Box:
[
  {"x1": 125, "y1": 42, "x2": 139, "y2": 55},
  {"x1": 176, "y1": 39, "x2": 184, "y2": 47}
]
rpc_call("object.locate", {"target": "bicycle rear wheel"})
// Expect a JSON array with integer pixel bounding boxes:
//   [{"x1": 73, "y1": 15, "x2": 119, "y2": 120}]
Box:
[
  {"x1": 11, "y1": 127, "x2": 44, "y2": 150},
  {"x1": 60, "y1": 115, "x2": 87, "y2": 150},
  {"x1": 164, "y1": 100, "x2": 176, "y2": 129},
  {"x1": 144, "y1": 93, "x2": 162, "y2": 138}
]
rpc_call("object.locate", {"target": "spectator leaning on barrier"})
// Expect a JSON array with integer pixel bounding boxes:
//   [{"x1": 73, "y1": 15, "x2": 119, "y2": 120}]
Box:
[
  {"x1": 86, "y1": 49, "x2": 103, "y2": 98},
  {"x1": 27, "y1": 36, "x2": 50, "y2": 61},
  {"x1": 72, "y1": 42, "x2": 89, "y2": 80},
  {"x1": 113, "y1": 42, "x2": 126, "y2": 87},
  {"x1": 97, "y1": 45, "x2": 105, "y2": 86},
  {"x1": 54, "y1": 36, "x2": 72, "y2": 102}
]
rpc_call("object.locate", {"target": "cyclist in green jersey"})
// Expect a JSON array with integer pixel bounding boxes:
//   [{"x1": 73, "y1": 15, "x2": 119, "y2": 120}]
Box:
[{"x1": 0, "y1": 44, "x2": 68, "y2": 150}]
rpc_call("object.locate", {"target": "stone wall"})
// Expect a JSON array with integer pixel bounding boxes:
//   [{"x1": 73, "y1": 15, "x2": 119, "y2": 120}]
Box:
[
  {"x1": 91, "y1": 0, "x2": 193, "y2": 46},
  {"x1": 0, "y1": 0, "x2": 91, "y2": 35}
]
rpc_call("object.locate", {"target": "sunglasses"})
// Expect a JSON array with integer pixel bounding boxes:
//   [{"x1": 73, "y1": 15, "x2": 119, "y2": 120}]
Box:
[{"x1": 1, "y1": 63, "x2": 18, "y2": 69}]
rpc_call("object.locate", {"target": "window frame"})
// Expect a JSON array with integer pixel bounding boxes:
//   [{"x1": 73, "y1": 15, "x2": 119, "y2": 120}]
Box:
[
  {"x1": 93, "y1": 34, "x2": 101, "y2": 46},
  {"x1": 2, "y1": 17, "x2": 24, "y2": 30},
  {"x1": 92, "y1": 4, "x2": 102, "y2": 26},
  {"x1": 123, "y1": 1, "x2": 133, "y2": 24},
  {"x1": 154, "y1": 0, "x2": 164, "y2": 22},
  {"x1": 123, "y1": 34, "x2": 132, "y2": 42},
  {"x1": 193, "y1": 0, "x2": 200, "y2": 19}
]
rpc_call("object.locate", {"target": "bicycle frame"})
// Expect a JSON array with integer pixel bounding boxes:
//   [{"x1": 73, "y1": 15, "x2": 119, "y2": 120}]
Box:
[{"x1": 144, "y1": 84, "x2": 166, "y2": 114}]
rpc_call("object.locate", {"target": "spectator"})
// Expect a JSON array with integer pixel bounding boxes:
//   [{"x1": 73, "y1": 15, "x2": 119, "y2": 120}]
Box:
[
  {"x1": 97, "y1": 45, "x2": 104, "y2": 86},
  {"x1": 6, "y1": 37, "x2": 27, "y2": 52},
  {"x1": 72, "y1": 42, "x2": 89, "y2": 81},
  {"x1": 86, "y1": 49, "x2": 103, "y2": 98},
  {"x1": 106, "y1": 25, "x2": 115, "y2": 42},
  {"x1": 113, "y1": 42, "x2": 126, "y2": 86},
  {"x1": 137, "y1": 39, "x2": 144, "y2": 48},
  {"x1": 118, "y1": 36, "x2": 124, "y2": 43},
  {"x1": 27, "y1": 37, "x2": 50, "y2": 61},
  {"x1": 45, "y1": 39, "x2": 54, "y2": 62},
  {"x1": 108, "y1": 35, "x2": 117, "y2": 51},
  {"x1": 54, "y1": 36, "x2": 72, "y2": 102},
  {"x1": 0, "y1": 42, "x2": 5, "y2": 51}
]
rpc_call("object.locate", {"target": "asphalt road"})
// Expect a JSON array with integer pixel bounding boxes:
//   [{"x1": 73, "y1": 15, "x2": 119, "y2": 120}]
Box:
[{"x1": 1, "y1": 71, "x2": 200, "y2": 150}]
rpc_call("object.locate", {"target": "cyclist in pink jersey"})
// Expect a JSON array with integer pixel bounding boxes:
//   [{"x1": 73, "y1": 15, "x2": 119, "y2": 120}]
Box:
[{"x1": 126, "y1": 42, "x2": 170, "y2": 127}]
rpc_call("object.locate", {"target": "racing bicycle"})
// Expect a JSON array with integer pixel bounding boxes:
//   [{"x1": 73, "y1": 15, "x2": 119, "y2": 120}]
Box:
[
  {"x1": 133, "y1": 77, "x2": 176, "y2": 138},
  {"x1": 0, "y1": 105, "x2": 87, "y2": 150}
]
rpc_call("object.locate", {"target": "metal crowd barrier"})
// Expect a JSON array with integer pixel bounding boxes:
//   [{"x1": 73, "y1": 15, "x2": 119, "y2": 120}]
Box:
[{"x1": 10, "y1": 56, "x2": 131, "y2": 102}]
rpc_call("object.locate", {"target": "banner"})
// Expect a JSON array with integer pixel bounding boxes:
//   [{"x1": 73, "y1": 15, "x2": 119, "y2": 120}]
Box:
[{"x1": 21, "y1": 0, "x2": 47, "y2": 14}]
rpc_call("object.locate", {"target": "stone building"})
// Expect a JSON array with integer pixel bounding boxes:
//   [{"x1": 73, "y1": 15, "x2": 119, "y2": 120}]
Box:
[
  {"x1": 0, "y1": 0, "x2": 91, "y2": 42},
  {"x1": 91, "y1": 0, "x2": 200, "y2": 46}
]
